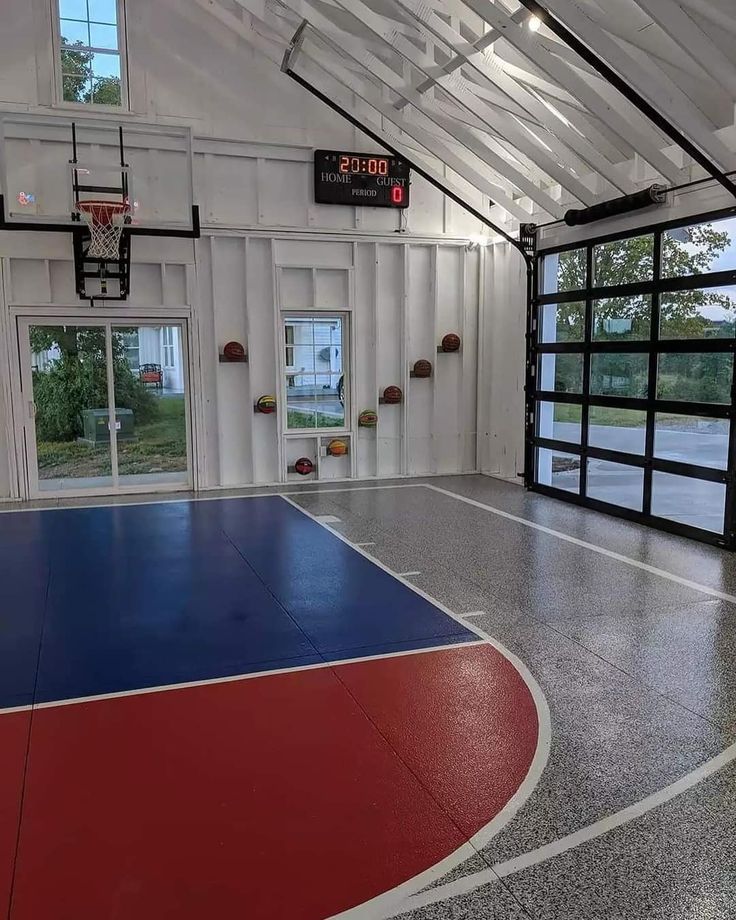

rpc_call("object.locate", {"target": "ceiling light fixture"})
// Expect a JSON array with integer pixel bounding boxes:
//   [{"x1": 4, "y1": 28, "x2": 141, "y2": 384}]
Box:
[{"x1": 528, "y1": 15, "x2": 541, "y2": 31}]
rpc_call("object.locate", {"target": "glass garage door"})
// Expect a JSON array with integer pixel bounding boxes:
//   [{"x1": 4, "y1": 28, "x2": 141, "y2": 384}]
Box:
[{"x1": 528, "y1": 212, "x2": 736, "y2": 546}]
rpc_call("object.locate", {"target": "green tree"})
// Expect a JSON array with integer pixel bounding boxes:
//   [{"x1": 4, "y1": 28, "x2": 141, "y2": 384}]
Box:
[
  {"x1": 31, "y1": 327, "x2": 155, "y2": 442},
  {"x1": 61, "y1": 41, "x2": 121, "y2": 106},
  {"x1": 552, "y1": 224, "x2": 733, "y2": 397},
  {"x1": 555, "y1": 225, "x2": 733, "y2": 339}
]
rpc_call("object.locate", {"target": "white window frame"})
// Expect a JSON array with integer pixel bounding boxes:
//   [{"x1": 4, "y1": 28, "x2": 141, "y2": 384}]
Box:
[
  {"x1": 51, "y1": 0, "x2": 129, "y2": 111},
  {"x1": 162, "y1": 326, "x2": 176, "y2": 369},
  {"x1": 280, "y1": 312, "x2": 350, "y2": 436}
]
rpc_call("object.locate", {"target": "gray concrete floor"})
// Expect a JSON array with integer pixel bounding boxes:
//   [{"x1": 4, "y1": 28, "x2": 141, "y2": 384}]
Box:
[{"x1": 4, "y1": 473, "x2": 736, "y2": 918}]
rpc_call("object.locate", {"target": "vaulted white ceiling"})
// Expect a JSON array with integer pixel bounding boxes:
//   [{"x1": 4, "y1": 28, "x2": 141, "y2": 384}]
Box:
[{"x1": 194, "y1": 0, "x2": 736, "y2": 233}]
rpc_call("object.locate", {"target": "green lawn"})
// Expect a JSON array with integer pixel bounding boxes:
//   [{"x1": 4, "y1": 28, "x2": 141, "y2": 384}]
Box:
[
  {"x1": 287, "y1": 408, "x2": 344, "y2": 429},
  {"x1": 38, "y1": 396, "x2": 187, "y2": 480}
]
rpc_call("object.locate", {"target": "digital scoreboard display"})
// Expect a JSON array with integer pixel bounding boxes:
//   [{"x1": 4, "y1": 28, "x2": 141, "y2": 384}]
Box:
[{"x1": 314, "y1": 150, "x2": 410, "y2": 208}]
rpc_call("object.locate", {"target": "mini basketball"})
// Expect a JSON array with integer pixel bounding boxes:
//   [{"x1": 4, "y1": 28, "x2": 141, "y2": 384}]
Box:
[
  {"x1": 223, "y1": 340, "x2": 246, "y2": 360},
  {"x1": 441, "y1": 333, "x2": 461, "y2": 352},
  {"x1": 413, "y1": 359, "x2": 432, "y2": 378},
  {"x1": 327, "y1": 439, "x2": 348, "y2": 457},
  {"x1": 383, "y1": 385, "x2": 403, "y2": 405},
  {"x1": 294, "y1": 457, "x2": 314, "y2": 475},
  {"x1": 359, "y1": 409, "x2": 378, "y2": 428},
  {"x1": 256, "y1": 395, "x2": 277, "y2": 414}
]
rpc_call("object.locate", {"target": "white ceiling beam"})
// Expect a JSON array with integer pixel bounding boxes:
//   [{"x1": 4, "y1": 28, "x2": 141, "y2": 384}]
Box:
[
  {"x1": 295, "y1": 42, "x2": 525, "y2": 227},
  {"x1": 539, "y1": 0, "x2": 736, "y2": 170},
  {"x1": 660, "y1": 0, "x2": 736, "y2": 38},
  {"x1": 318, "y1": 0, "x2": 597, "y2": 202},
  {"x1": 389, "y1": 0, "x2": 635, "y2": 193},
  {"x1": 460, "y1": 0, "x2": 683, "y2": 183},
  {"x1": 302, "y1": 39, "x2": 537, "y2": 220},
  {"x1": 277, "y1": 1, "x2": 567, "y2": 200},
  {"x1": 296, "y1": 20, "x2": 564, "y2": 214},
  {"x1": 633, "y1": 0, "x2": 736, "y2": 99}
]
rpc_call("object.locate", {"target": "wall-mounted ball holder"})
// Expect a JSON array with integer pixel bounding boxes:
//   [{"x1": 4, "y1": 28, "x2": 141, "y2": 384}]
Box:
[
  {"x1": 254, "y1": 395, "x2": 277, "y2": 414},
  {"x1": 379, "y1": 385, "x2": 403, "y2": 405},
  {"x1": 437, "y1": 333, "x2": 462, "y2": 354},
  {"x1": 219, "y1": 340, "x2": 248, "y2": 363},
  {"x1": 410, "y1": 359, "x2": 433, "y2": 379},
  {"x1": 288, "y1": 457, "x2": 315, "y2": 476}
]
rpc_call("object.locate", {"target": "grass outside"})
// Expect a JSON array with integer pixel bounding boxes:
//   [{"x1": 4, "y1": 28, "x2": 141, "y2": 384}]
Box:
[
  {"x1": 287, "y1": 408, "x2": 344, "y2": 429},
  {"x1": 551, "y1": 402, "x2": 726, "y2": 429},
  {"x1": 38, "y1": 396, "x2": 187, "y2": 480}
]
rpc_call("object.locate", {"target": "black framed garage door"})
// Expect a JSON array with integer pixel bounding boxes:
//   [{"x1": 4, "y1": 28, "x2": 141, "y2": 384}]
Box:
[{"x1": 526, "y1": 208, "x2": 736, "y2": 547}]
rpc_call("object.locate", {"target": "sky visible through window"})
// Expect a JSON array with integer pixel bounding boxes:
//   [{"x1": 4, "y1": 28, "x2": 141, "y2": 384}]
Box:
[{"x1": 59, "y1": 0, "x2": 122, "y2": 105}]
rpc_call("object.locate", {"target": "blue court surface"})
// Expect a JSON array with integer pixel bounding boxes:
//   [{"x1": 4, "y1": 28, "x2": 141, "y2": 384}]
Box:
[
  {"x1": 0, "y1": 494, "x2": 539, "y2": 920},
  {"x1": 1, "y1": 496, "x2": 474, "y2": 707}
]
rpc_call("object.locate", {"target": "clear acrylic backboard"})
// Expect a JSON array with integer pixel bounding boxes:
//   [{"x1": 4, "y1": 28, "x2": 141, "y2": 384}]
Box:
[{"x1": 0, "y1": 114, "x2": 194, "y2": 231}]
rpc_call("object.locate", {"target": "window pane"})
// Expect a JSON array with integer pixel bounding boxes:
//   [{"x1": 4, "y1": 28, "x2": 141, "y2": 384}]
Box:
[
  {"x1": 659, "y1": 286, "x2": 736, "y2": 339},
  {"x1": 91, "y1": 76, "x2": 121, "y2": 105},
  {"x1": 60, "y1": 18, "x2": 90, "y2": 44},
  {"x1": 88, "y1": 0, "x2": 118, "y2": 23},
  {"x1": 586, "y1": 459, "x2": 644, "y2": 511},
  {"x1": 654, "y1": 414, "x2": 729, "y2": 470},
  {"x1": 285, "y1": 316, "x2": 345, "y2": 431},
  {"x1": 89, "y1": 22, "x2": 118, "y2": 49},
  {"x1": 541, "y1": 248, "x2": 586, "y2": 294},
  {"x1": 537, "y1": 402, "x2": 581, "y2": 443},
  {"x1": 651, "y1": 473, "x2": 725, "y2": 534},
  {"x1": 63, "y1": 73, "x2": 92, "y2": 103},
  {"x1": 662, "y1": 216, "x2": 736, "y2": 278},
  {"x1": 593, "y1": 235, "x2": 654, "y2": 287},
  {"x1": 60, "y1": 0, "x2": 88, "y2": 19},
  {"x1": 657, "y1": 353, "x2": 732, "y2": 404},
  {"x1": 539, "y1": 301, "x2": 585, "y2": 343},
  {"x1": 538, "y1": 353, "x2": 583, "y2": 394},
  {"x1": 89, "y1": 50, "x2": 120, "y2": 78},
  {"x1": 590, "y1": 353, "x2": 648, "y2": 398},
  {"x1": 536, "y1": 448, "x2": 580, "y2": 493},
  {"x1": 588, "y1": 407, "x2": 647, "y2": 454},
  {"x1": 592, "y1": 295, "x2": 651, "y2": 341}
]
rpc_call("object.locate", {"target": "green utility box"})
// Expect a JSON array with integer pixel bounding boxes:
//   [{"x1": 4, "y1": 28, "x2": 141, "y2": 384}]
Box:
[{"x1": 79, "y1": 408, "x2": 135, "y2": 445}]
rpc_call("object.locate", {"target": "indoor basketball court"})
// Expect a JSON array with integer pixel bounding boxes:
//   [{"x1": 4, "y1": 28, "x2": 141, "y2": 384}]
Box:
[{"x1": 2, "y1": 0, "x2": 736, "y2": 918}]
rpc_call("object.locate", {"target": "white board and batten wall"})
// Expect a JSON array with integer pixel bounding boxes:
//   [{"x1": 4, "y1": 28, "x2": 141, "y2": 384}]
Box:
[{"x1": 0, "y1": 0, "x2": 489, "y2": 498}]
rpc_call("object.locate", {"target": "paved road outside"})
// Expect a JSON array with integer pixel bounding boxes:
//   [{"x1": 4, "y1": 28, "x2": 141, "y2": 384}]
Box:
[{"x1": 544, "y1": 423, "x2": 727, "y2": 533}]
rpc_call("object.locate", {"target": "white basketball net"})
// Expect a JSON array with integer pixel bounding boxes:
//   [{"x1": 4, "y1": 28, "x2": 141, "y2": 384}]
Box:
[{"x1": 76, "y1": 201, "x2": 131, "y2": 260}]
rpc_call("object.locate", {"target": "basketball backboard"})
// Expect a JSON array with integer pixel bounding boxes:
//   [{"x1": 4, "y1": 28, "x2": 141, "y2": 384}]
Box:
[{"x1": 0, "y1": 113, "x2": 194, "y2": 231}]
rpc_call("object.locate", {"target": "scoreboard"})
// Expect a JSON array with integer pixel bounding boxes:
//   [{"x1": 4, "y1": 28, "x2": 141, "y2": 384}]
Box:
[{"x1": 314, "y1": 150, "x2": 410, "y2": 208}]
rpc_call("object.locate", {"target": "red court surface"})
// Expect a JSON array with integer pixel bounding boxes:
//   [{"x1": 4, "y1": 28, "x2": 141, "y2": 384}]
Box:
[{"x1": 7, "y1": 644, "x2": 538, "y2": 920}]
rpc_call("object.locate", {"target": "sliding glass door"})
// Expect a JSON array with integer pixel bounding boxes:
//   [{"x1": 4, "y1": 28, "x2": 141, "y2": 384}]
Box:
[{"x1": 20, "y1": 319, "x2": 191, "y2": 497}]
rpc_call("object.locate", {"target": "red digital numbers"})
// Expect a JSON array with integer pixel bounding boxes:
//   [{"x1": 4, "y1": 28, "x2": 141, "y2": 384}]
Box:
[
  {"x1": 338, "y1": 155, "x2": 391, "y2": 175},
  {"x1": 391, "y1": 186, "x2": 404, "y2": 204}
]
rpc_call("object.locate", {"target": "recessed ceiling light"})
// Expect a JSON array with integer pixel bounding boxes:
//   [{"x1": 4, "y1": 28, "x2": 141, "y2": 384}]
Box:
[{"x1": 528, "y1": 15, "x2": 542, "y2": 31}]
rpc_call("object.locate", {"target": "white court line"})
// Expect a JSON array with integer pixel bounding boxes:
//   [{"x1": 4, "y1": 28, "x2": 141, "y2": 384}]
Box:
[
  {"x1": 23, "y1": 640, "x2": 485, "y2": 713},
  {"x1": 0, "y1": 483, "x2": 425, "y2": 515},
  {"x1": 386, "y1": 737, "x2": 736, "y2": 916},
  {"x1": 424, "y1": 484, "x2": 736, "y2": 606},
  {"x1": 398, "y1": 571, "x2": 421, "y2": 577},
  {"x1": 281, "y1": 496, "x2": 552, "y2": 920}
]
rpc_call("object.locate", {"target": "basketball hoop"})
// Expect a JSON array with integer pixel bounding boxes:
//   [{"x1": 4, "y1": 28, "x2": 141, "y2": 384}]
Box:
[{"x1": 76, "y1": 199, "x2": 131, "y2": 260}]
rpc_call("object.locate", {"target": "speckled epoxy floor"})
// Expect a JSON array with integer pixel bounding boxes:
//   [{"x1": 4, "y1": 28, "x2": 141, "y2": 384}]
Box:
[
  {"x1": 8, "y1": 474, "x2": 736, "y2": 919},
  {"x1": 284, "y1": 474, "x2": 736, "y2": 920}
]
